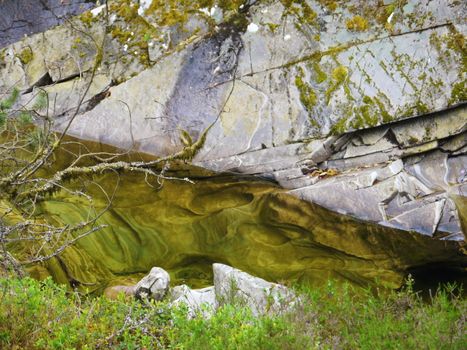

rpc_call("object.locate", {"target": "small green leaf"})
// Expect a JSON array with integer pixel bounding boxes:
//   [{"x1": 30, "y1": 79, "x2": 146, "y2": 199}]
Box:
[{"x1": 19, "y1": 111, "x2": 32, "y2": 125}]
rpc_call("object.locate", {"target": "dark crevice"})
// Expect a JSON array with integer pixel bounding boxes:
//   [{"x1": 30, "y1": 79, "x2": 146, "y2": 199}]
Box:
[
  {"x1": 22, "y1": 71, "x2": 54, "y2": 94},
  {"x1": 407, "y1": 263, "x2": 467, "y2": 296},
  {"x1": 84, "y1": 81, "x2": 114, "y2": 112},
  {"x1": 55, "y1": 255, "x2": 82, "y2": 289},
  {"x1": 52, "y1": 72, "x2": 83, "y2": 85},
  {"x1": 23, "y1": 71, "x2": 86, "y2": 94}
]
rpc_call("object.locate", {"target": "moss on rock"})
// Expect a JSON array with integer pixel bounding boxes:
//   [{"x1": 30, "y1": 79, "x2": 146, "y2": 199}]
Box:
[
  {"x1": 325, "y1": 65, "x2": 348, "y2": 104},
  {"x1": 346, "y1": 15, "x2": 369, "y2": 32},
  {"x1": 295, "y1": 67, "x2": 317, "y2": 111},
  {"x1": 16, "y1": 47, "x2": 34, "y2": 65}
]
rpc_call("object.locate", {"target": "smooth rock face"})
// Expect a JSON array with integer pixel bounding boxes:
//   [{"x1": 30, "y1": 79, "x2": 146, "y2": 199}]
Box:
[
  {"x1": 3, "y1": 0, "x2": 464, "y2": 155},
  {"x1": 0, "y1": 0, "x2": 466, "y2": 285},
  {"x1": 213, "y1": 263, "x2": 296, "y2": 316},
  {"x1": 0, "y1": 0, "x2": 94, "y2": 48},
  {"x1": 134, "y1": 267, "x2": 170, "y2": 301}
]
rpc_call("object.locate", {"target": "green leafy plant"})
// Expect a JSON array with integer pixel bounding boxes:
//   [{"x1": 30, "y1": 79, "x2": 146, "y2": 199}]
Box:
[{"x1": 0, "y1": 276, "x2": 464, "y2": 350}]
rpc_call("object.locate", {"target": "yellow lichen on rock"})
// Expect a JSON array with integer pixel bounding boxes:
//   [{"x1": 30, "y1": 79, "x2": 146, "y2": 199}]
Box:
[{"x1": 346, "y1": 15, "x2": 369, "y2": 31}]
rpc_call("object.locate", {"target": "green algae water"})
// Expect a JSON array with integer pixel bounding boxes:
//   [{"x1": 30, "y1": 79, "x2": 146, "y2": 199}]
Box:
[{"x1": 5, "y1": 137, "x2": 465, "y2": 294}]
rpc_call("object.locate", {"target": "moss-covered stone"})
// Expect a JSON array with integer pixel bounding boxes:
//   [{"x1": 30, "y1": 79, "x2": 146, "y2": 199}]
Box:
[
  {"x1": 316, "y1": 0, "x2": 337, "y2": 12},
  {"x1": 325, "y1": 65, "x2": 348, "y2": 104},
  {"x1": 449, "y1": 81, "x2": 466, "y2": 105},
  {"x1": 330, "y1": 116, "x2": 348, "y2": 135},
  {"x1": 344, "y1": 93, "x2": 394, "y2": 131},
  {"x1": 346, "y1": 15, "x2": 369, "y2": 32},
  {"x1": 295, "y1": 67, "x2": 317, "y2": 111},
  {"x1": 107, "y1": 1, "x2": 161, "y2": 67},
  {"x1": 143, "y1": 0, "x2": 244, "y2": 27},
  {"x1": 265, "y1": 22, "x2": 280, "y2": 33},
  {"x1": 281, "y1": 0, "x2": 318, "y2": 27},
  {"x1": 313, "y1": 62, "x2": 327, "y2": 84},
  {"x1": 16, "y1": 47, "x2": 34, "y2": 65},
  {"x1": 79, "y1": 10, "x2": 97, "y2": 28}
]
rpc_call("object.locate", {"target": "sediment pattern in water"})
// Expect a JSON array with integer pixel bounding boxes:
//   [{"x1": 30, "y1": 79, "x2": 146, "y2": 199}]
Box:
[{"x1": 24, "y1": 169, "x2": 465, "y2": 293}]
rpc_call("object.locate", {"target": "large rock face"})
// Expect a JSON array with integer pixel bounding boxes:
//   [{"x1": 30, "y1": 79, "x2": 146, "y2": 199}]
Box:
[
  {"x1": 0, "y1": 0, "x2": 94, "y2": 48},
  {"x1": 0, "y1": 0, "x2": 466, "y2": 288}
]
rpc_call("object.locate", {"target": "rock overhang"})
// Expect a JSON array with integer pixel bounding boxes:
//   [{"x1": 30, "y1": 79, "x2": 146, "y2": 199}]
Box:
[{"x1": 0, "y1": 0, "x2": 466, "y2": 243}]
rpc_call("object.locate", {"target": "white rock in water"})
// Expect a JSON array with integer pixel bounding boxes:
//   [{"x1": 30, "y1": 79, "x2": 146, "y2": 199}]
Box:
[
  {"x1": 213, "y1": 263, "x2": 297, "y2": 316},
  {"x1": 135, "y1": 267, "x2": 170, "y2": 301},
  {"x1": 247, "y1": 23, "x2": 259, "y2": 33}
]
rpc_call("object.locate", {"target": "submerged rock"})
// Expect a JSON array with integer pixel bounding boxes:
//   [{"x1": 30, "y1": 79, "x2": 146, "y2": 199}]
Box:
[
  {"x1": 34, "y1": 167, "x2": 464, "y2": 292},
  {"x1": 104, "y1": 285, "x2": 137, "y2": 299}
]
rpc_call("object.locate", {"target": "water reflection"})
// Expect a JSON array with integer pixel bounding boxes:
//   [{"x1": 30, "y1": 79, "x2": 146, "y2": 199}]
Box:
[{"x1": 17, "y1": 137, "x2": 466, "y2": 294}]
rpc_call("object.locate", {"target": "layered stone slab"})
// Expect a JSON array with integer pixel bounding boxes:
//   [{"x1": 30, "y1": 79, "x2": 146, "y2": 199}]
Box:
[{"x1": 0, "y1": 0, "x2": 465, "y2": 243}]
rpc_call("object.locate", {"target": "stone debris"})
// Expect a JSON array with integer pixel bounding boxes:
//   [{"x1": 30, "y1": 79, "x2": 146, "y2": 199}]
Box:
[{"x1": 108, "y1": 264, "x2": 296, "y2": 319}]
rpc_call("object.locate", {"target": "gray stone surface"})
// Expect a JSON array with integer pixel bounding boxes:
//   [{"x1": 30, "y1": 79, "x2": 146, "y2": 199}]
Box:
[
  {"x1": 0, "y1": 0, "x2": 465, "y2": 244},
  {"x1": 0, "y1": 0, "x2": 94, "y2": 48},
  {"x1": 105, "y1": 264, "x2": 297, "y2": 318},
  {"x1": 213, "y1": 263, "x2": 297, "y2": 316},
  {"x1": 170, "y1": 285, "x2": 216, "y2": 318},
  {"x1": 134, "y1": 266, "x2": 170, "y2": 301}
]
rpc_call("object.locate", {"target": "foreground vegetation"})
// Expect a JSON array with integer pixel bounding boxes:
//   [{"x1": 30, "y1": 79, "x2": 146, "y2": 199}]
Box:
[{"x1": 0, "y1": 276, "x2": 465, "y2": 350}]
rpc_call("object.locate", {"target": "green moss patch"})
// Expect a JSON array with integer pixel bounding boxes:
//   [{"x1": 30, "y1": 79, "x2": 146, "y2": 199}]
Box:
[
  {"x1": 295, "y1": 67, "x2": 317, "y2": 110},
  {"x1": 346, "y1": 15, "x2": 369, "y2": 32},
  {"x1": 325, "y1": 65, "x2": 349, "y2": 104},
  {"x1": 16, "y1": 47, "x2": 34, "y2": 65}
]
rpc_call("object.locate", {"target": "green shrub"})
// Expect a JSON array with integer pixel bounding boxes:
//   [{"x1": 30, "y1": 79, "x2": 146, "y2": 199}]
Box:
[
  {"x1": 0, "y1": 88, "x2": 19, "y2": 111},
  {"x1": 0, "y1": 276, "x2": 465, "y2": 349}
]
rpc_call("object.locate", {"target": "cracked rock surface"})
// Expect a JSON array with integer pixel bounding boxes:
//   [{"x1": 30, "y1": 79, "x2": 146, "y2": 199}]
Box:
[
  {"x1": 0, "y1": 0, "x2": 466, "y2": 283},
  {"x1": 0, "y1": 0, "x2": 94, "y2": 48}
]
